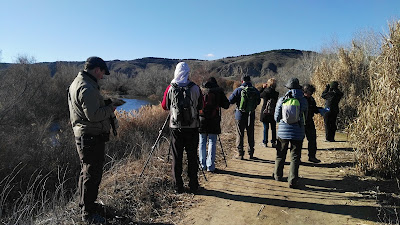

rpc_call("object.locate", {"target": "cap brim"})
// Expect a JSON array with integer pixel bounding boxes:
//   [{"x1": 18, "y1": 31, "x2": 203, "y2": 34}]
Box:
[{"x1": 286, "y1": 85, "x2": 302, "y2": 89}]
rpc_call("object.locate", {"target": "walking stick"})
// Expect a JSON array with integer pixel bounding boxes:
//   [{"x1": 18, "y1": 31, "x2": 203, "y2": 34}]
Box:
[
  {"x1": 167, "y1": 140, "x2": 171, "y2": 162},
  {"x1": 197, "y1": 159, "x2": 208, "y2": 181},
  {"x1": 217, "y1": 135, "x2": 228, "y2": 168},
  {"x1": 140, "y1": 114, "x2": 170, "y2": 177}
]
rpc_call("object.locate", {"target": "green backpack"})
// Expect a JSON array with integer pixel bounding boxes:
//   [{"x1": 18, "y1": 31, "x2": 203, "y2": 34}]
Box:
[{"x1": 239, "y1": 86, "x2": 258, "y2": 112}]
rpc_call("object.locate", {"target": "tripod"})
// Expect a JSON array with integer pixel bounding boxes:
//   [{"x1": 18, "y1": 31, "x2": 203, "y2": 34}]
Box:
[
  {"x1": 218, "y1": 135, "x2": 228, "y2": 167},
  {"x1": 140, "y1": 115, "x2": 170, "y2": 177}
]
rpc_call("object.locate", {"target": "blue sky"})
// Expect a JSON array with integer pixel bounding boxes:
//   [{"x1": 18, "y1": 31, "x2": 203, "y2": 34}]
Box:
[{"x1": 0, "y1": 0, "x2": 399, "y2": 63}]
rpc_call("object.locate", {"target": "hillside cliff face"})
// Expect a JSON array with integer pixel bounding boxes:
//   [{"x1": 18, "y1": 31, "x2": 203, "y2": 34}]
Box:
[
  {"x1": 210, "y1": 49, "x2": 309, "y2": 77},
  {"x1": 0, "y1": 49, "x2": 313, "y2": 78}
]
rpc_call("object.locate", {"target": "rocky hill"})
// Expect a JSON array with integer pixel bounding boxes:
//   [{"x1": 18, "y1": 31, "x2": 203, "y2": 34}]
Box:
[{"x1": 0, "y1": 49, "x2": 314, "y2": 78}]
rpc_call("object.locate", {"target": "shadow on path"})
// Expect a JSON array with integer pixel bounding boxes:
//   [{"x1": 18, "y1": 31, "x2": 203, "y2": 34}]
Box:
[
  {"x1": 318, "y1": 147, "x2": 354, "y2": 151},
  {"x1": 197, "y1": 188, "x2": 378, "y2": 222},
  {"x1": 217, "y1": 169, "x2": 272, "y2": 180},
  {"x1": 301, "y1": 161, "x2": 355, "y2": 168}
]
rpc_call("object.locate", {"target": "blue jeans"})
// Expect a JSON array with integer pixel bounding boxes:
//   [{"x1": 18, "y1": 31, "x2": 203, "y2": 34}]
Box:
[
  {"x1": 198, "y1": 133, "x2": 217, "y2": 171},
  {"x1": 262, "y1": 120, "x2": 276, "y2": 144}
]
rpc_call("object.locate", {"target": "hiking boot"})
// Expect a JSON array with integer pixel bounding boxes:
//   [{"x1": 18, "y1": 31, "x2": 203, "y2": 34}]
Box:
[
  {"x1": 249, "y1": 155, "x2": 255, "y2": 160},
  {"x1": 288, "y1": 182, "x2": 299, "y2": 189},
  {"x1": 207, "y1": 168, "x2": 220, "y2": 173},
  {"x1": 309, "y1": 157, "x2": 321, "y2": 163},
  {"x1": 235, "y1": 154, "x2": 244, "y2": 160},
  {"x1": 175, "y1": 186, "x2": 184, "y2": 194},
  {"x1": 272, "y1": 173, "x2": 283, "y2": 181},
  {"x1": 82, "y1": 213, "x2": 106, "y2": 224},
  {"x1": 259, "y1": 142, "x2": 267, "y2": 147}
]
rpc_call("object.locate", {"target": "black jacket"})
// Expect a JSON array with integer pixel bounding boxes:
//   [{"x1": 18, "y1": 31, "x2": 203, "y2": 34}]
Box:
[
  {"x1": 321, "y1": 86, "x2": 343, "y2": 113},
  {"x1": 304, "y1": 95, "x2": 320, "y2": 126},
  {"x1": 199, "y1": 81, "x2": 230, "y2": 134},
  {"x1": 259, "y1": 87, "x2": 279, "y2": 122}
]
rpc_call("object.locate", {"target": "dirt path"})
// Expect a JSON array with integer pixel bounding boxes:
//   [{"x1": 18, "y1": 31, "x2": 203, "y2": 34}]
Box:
[{"x1": 178, "y1": 120, "x2": 380, "y2": 225}]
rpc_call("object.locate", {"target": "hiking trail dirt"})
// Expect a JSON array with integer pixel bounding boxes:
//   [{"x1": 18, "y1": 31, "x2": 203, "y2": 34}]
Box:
[{"x1": 177, "y1": 120, "x2": 380, "y2": 225}]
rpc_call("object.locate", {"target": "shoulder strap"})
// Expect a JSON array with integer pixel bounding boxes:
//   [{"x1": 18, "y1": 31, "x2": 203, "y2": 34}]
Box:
[
  {"x1": 187, "y1": 81, "x2": 195, "y2": 88},
  {"x1": 171, "y1": 83, "x2": 179, "y2": 89}
]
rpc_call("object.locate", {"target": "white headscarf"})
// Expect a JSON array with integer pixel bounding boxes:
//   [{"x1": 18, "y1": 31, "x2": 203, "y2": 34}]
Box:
[{"x1": 171, "y1": 62, "x2": 190, "y2": 85}]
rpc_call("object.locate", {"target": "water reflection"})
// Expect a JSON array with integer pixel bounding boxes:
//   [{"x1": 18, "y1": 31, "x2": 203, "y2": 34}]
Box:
[{"x1": 116, "y1": 98, "x2": 151, "y2": 112}]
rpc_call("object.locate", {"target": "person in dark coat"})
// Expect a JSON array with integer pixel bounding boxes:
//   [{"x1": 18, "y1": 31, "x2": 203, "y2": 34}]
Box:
[
  {"x1": 303, "y1": 84, "x2": 322, "y2": 163},
  {"x1": 321, "y1": 81, "x2": 343, "y2": 142},
  {"x1": 259, "y1": 78, "x2": 279, "y2": 148},
  {"x1": 198, "y1": 77, "x2": 230, "y2": 172}
]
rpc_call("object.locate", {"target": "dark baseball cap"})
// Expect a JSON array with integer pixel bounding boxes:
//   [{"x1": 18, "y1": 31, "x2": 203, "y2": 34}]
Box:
[
  {"x1": 241, "y1": 75, "x2": 251, "y2": 82},
  {"x1": 84, "y1": 56, "x2": 110, "y2": 75}
]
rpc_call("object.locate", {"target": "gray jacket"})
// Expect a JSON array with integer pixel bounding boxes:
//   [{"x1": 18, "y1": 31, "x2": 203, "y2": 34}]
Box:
[
  {"x1": 68, "y1": 71, "x2": 114, "y2": 137},
  {"x1": 162, "y1": 82, "x2": 202, "y2": 129}
]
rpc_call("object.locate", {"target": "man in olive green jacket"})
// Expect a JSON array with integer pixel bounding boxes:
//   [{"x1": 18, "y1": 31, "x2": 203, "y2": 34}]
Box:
[{"x1": 68, "y1": 56, "x2": 117, "y2": 223}]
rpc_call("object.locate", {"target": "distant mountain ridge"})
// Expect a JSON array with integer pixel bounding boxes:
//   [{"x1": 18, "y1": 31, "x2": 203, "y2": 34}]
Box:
[{"x1": 0, "y1": 49, "x2": 314, "y2": 78}]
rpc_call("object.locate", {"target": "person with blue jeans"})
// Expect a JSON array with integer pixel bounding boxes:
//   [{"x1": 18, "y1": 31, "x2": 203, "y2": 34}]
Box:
[
  {"x1": 199, "y1": 134, "x2": 218, "y2": 171},
  {"x1": 259, "y1": 78, "x2": 279, "y2": 148},
  {"x1": 198, "y1": 77, "x2": 230, "y2": 172}
]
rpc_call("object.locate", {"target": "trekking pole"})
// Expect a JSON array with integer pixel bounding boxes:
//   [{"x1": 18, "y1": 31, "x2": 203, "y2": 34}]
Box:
[
  {"x1": 217, "y1": 135, "x2": 228, "y2": 168},
  {"x1": 140, "y1": 114, "x2": 170, "y2": 177},
  {"x1": 197, "y1": 160, "x2": 208, "y2": 181},
  {"x1": 167, "y1": 138, "x2": 171, "y2": 162}
]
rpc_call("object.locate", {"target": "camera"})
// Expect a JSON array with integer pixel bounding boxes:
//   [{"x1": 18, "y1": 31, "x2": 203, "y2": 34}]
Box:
[{"x1": 104, "y1": 99, "x2": 113, "y2": 106}]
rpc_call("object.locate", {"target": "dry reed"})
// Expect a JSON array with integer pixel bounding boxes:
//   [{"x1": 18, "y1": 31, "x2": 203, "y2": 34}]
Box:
[
  {"x1": 312, "y1": 41, "x2": 371, "y2": 130},
  {"x1": 349, "y1": 21, "x2": 400, "y2": 178}
]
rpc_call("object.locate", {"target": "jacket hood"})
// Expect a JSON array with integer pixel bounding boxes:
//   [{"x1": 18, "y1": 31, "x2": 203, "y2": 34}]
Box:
[
  {"x1": 287, "y1": 88, "x2": 304, "y2": 99},
  {"x1": 203, "y1": 80, "x2": 218, "y2": 89},
  {"x1": 171, "y1": 62, "x2": 190, "y2": 85},
  {"x1": 201, "y1": 86, "x2": 223, "y2": 95}
]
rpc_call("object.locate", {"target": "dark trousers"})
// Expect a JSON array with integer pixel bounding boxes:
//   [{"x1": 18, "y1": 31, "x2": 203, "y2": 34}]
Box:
[
  {"x1": 235, "y1": 118, "x2": 255, "y2": 156},
  {"x1": 274, "y1": 138, "x2": 303, "y2": 185},
  {"x1": 75, "y1": 136, "x2": 105, "y2": 216},
  {"x1": 171, "y1": 128, "x2": 199, "y2": 190},
  {"x1": 323, "y1": 111, "x2": 338, "y2": 141},
  {"x1": 305, "y1": 122, "x2": 317, "y2": 158}
]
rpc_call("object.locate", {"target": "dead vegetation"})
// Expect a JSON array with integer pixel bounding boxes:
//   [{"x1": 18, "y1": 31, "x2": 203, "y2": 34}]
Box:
[
  {"x1": 348, "y1": 21, "x2": 400, "y2": 179},
  {"x1": 1, "y1": 20, "x2": 400, "y2": 224},
  {"x1": 309, "y1": 20, "x2": 400, "y2": 224}
]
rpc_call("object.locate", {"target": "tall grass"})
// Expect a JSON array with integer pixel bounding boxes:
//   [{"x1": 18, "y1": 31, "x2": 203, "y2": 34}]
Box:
[
  {"x1": 0, "y1": 56, "x2": 239, "y2": 223},
  {"x1": 348, "y1": 21, "x2": 400, "y2": 178},
  {"x1": 311, "y1": 41, "x2": 371, "y2": 130},
  {"x1": 309, "y1": 20, "x2": 400, "y2": 178}
]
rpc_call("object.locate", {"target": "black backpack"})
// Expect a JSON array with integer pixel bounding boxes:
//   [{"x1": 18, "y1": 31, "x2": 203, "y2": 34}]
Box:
[{"x1": 170, "y1": 82, "x2": 195, "y2": 126}]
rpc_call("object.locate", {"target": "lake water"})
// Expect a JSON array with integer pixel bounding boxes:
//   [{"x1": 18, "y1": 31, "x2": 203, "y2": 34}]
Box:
[{"x1": 116, "y1": 98, "x2": 152, "y2": 112}]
